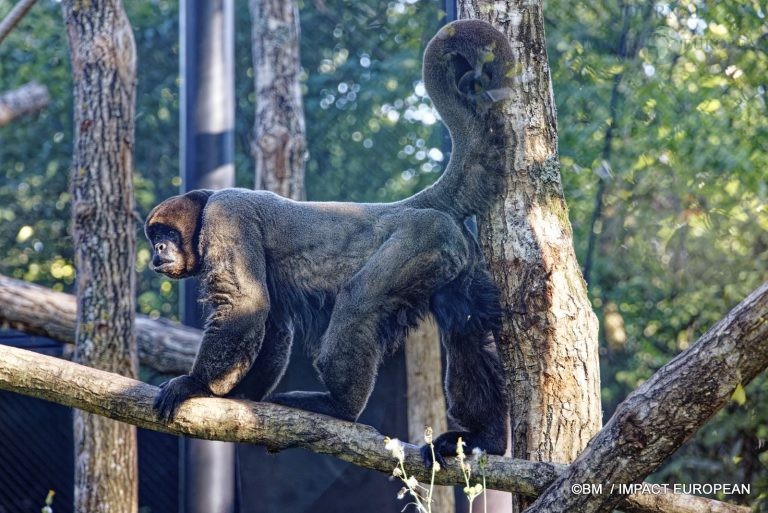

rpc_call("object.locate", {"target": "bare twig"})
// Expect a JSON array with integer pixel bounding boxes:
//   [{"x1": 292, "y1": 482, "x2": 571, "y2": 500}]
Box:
[{"x1": 0, "y1": 0, "x2": 38, "y2": 45}]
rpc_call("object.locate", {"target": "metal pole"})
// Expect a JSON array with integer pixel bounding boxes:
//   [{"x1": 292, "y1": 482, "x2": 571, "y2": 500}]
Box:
[
  {"x1": 179, "y1": 1, "x2": 237, "y2": 512},
  {"x1": 445, "y1": 0, "x2": 457, "y2": 22}
]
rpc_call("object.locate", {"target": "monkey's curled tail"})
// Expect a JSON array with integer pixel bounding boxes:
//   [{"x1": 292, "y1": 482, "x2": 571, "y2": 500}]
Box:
[{"x1": 404, "y1": 19, "x2": 515, "y2": 220}]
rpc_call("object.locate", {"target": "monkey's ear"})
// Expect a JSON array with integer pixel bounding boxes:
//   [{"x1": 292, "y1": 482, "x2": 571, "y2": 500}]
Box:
[{"x1": 183, "y1": 189, "x2": 214, "y2": 208}]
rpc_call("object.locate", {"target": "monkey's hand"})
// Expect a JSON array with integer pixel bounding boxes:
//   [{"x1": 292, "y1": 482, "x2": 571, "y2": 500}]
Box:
[{"x1": 154, "y1": 374, "x2": 211, "y2": 422}]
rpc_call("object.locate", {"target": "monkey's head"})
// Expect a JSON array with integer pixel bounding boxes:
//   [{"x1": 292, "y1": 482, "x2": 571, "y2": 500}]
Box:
[{"x1": 144, "y1": 190, "x2": 213, "y2": 279}]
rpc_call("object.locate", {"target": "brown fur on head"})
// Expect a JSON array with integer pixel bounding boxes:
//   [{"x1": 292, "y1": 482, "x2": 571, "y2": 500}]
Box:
[{"x1": 144, "y1": 190, "x2": 213, "y2": 279}]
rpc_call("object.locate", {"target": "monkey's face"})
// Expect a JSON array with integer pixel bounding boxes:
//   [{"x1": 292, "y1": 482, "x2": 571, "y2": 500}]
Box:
[
  {"x1": 146, "y1": 224, "x2": 193, "y2": 279},
  {"x1": 144, "y1": 190, "x2": 212, "y2": 280}
]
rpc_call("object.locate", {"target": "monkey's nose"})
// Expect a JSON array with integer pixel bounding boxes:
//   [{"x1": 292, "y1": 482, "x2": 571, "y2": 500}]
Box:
[{"x1": 152, "y1": 254, "x2": 172, "y2": 268}]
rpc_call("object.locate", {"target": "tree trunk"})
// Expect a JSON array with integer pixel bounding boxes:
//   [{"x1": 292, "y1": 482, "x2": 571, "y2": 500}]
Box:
[
  {"x1": 249, "y1": 0, "x2": 306, "y2": 200},
  {"x1": 61, "y1": 1, "x2": 138, "y2": 512},
  {"x1": 405, "y1": 318, "x2": 455, "y2": 513},
  {"x1": 460, "y1": 1, "x2": 602, "y2": 510},
  {"x1": 0, "y1": 81, "x2": 49, "y2": 126}
]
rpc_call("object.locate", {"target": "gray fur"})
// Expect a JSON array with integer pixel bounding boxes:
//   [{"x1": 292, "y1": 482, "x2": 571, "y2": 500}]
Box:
[{"x1": 146, "y1": 20, "x2": 514, "y2": 464}]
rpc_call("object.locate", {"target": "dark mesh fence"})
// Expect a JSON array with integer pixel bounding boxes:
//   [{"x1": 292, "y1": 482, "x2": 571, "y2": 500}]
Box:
[{"x1": 0, "y1": 330, "x2": 179, "y2": 513}]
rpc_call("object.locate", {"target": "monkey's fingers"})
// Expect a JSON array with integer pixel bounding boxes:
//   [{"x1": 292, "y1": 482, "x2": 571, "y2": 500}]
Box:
[
  {"x1": 153, "y1": 386, "x2": 184, "y2": 422},
  {"x1": 153, "y1": 374, "x2": 211, "y2": 422}
]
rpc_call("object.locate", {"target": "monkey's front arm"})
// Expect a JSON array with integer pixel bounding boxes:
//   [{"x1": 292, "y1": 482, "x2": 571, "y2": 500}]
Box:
[{"x1": 154, "y1": 223, "x2": 270, "y2": 421}]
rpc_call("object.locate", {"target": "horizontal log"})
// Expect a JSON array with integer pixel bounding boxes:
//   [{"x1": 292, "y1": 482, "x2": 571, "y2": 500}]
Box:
[{"x1": 0, "y1": 274, "x2": 197, "y2": 373}]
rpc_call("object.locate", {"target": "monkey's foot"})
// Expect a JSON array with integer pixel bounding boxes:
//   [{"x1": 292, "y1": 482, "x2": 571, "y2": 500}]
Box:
[
  {"x1": 154, "y1": 374, "x2": 211, "y2": 422},
  {"x1": 420, "y1": 430, "x2": 506, "y2": 469}
]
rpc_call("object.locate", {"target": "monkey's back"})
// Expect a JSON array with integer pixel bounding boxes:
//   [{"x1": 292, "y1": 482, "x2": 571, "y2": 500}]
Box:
[{"x1": 203, "y1": 188, "x2": 474, "y2": 352}]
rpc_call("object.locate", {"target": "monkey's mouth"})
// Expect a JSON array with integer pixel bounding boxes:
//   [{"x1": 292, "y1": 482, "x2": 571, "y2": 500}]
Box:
[{"x1": 151, "y1": 258, "x2": 176, "y2": 273}]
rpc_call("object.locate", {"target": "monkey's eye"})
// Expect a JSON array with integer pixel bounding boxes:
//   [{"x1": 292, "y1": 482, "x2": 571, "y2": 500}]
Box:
[{"x1": 150, "y1": 227, "x2": 180, "y2": 246}]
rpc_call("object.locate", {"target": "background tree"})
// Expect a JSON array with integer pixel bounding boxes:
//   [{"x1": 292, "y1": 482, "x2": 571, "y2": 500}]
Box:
[
  {"x1": 460, "y1": 1, "x2": 603, "y2": 511},
  {"x1": 249, "y1": 0, "x2": 306, "y2": 199},
  {"x1": 60, "y1": 0, "x2": 139, "y2": 512},
  {"x1": 405, "y1": 318, "x2": 454, "y2": 513}
]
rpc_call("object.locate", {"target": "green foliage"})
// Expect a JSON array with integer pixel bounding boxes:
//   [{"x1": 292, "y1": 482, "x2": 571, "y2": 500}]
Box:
[
  {"x1": 0, "y1": 0, "x2": 72, "y2": 291},
  {"x1": 547, "y1": 0, "x2": 767, "y2": 505},
  {"x1": 0, "y1": 0, "x2": 182, "y2": 317},
  {"x1": 234, "y1": 0, "x2": 445, "y2": 202},
  {"x1": 298, "y1": 0, "x2": 445, "y2": 202}
]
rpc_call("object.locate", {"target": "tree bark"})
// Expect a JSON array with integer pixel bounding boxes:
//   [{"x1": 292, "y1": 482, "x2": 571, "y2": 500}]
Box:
[
  {"x1": 0, "y1": 339, "x2": 754, "y2": 513},
  {"x1": 460, "y1": 1, "x2": 602, "y2": 510},
  {"x1": 405, "y1": 318, "x2": 455, "y2": 513},
  {"x1": 526, "y1": 280, "x2": 768, "y2": 513},
  {"x1": 61, "y1": 1, "x2": 138, "y2": 512},
  {"x1": 0, "y1": 274, "x2": 199, "y2": 373},
  {"x1": 249, "y1": 0, "x2": 306, "y2": 199},
  {"x1": 0, "y1": 81, "x2": 49, "y2": 126}
]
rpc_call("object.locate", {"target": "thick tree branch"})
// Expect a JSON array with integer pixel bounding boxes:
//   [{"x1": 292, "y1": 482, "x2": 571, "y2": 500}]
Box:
[
  {"x1": 0, "y1": 343, "x2": 556, "y2": 495},
  {"x1": 0, "y1": 274, "x2": 197, "y2": 373},
  {"x1": 527, "y1": 281, "x2": 768, "y2": 513},
  {"x1": 0, "y1": 81, "x2": 49, "y2": 126},
  {"x1": 0, "y1": 343, "x2": 750, "y2": 513},
  {"x1": 0, "y1": 0, "x2": 37, "y2": 45}
]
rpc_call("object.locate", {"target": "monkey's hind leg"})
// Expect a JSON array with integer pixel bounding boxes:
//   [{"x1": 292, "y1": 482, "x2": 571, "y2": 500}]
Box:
[
  {"x1": 425, "y1": 329, "x2": 508, "y2": 467},
  {"x1": 267, "y1": 298, "x2": 384, "y2": 421},
  {"x1": 425, "y1": 273, "x2": 509, "y2": 467},
  {"x1": 265, "y1": 276, "x2": 390, "y2": 420},
  {"x1": 269, "y1": 211, "x2": 466, "y2": 422}
]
